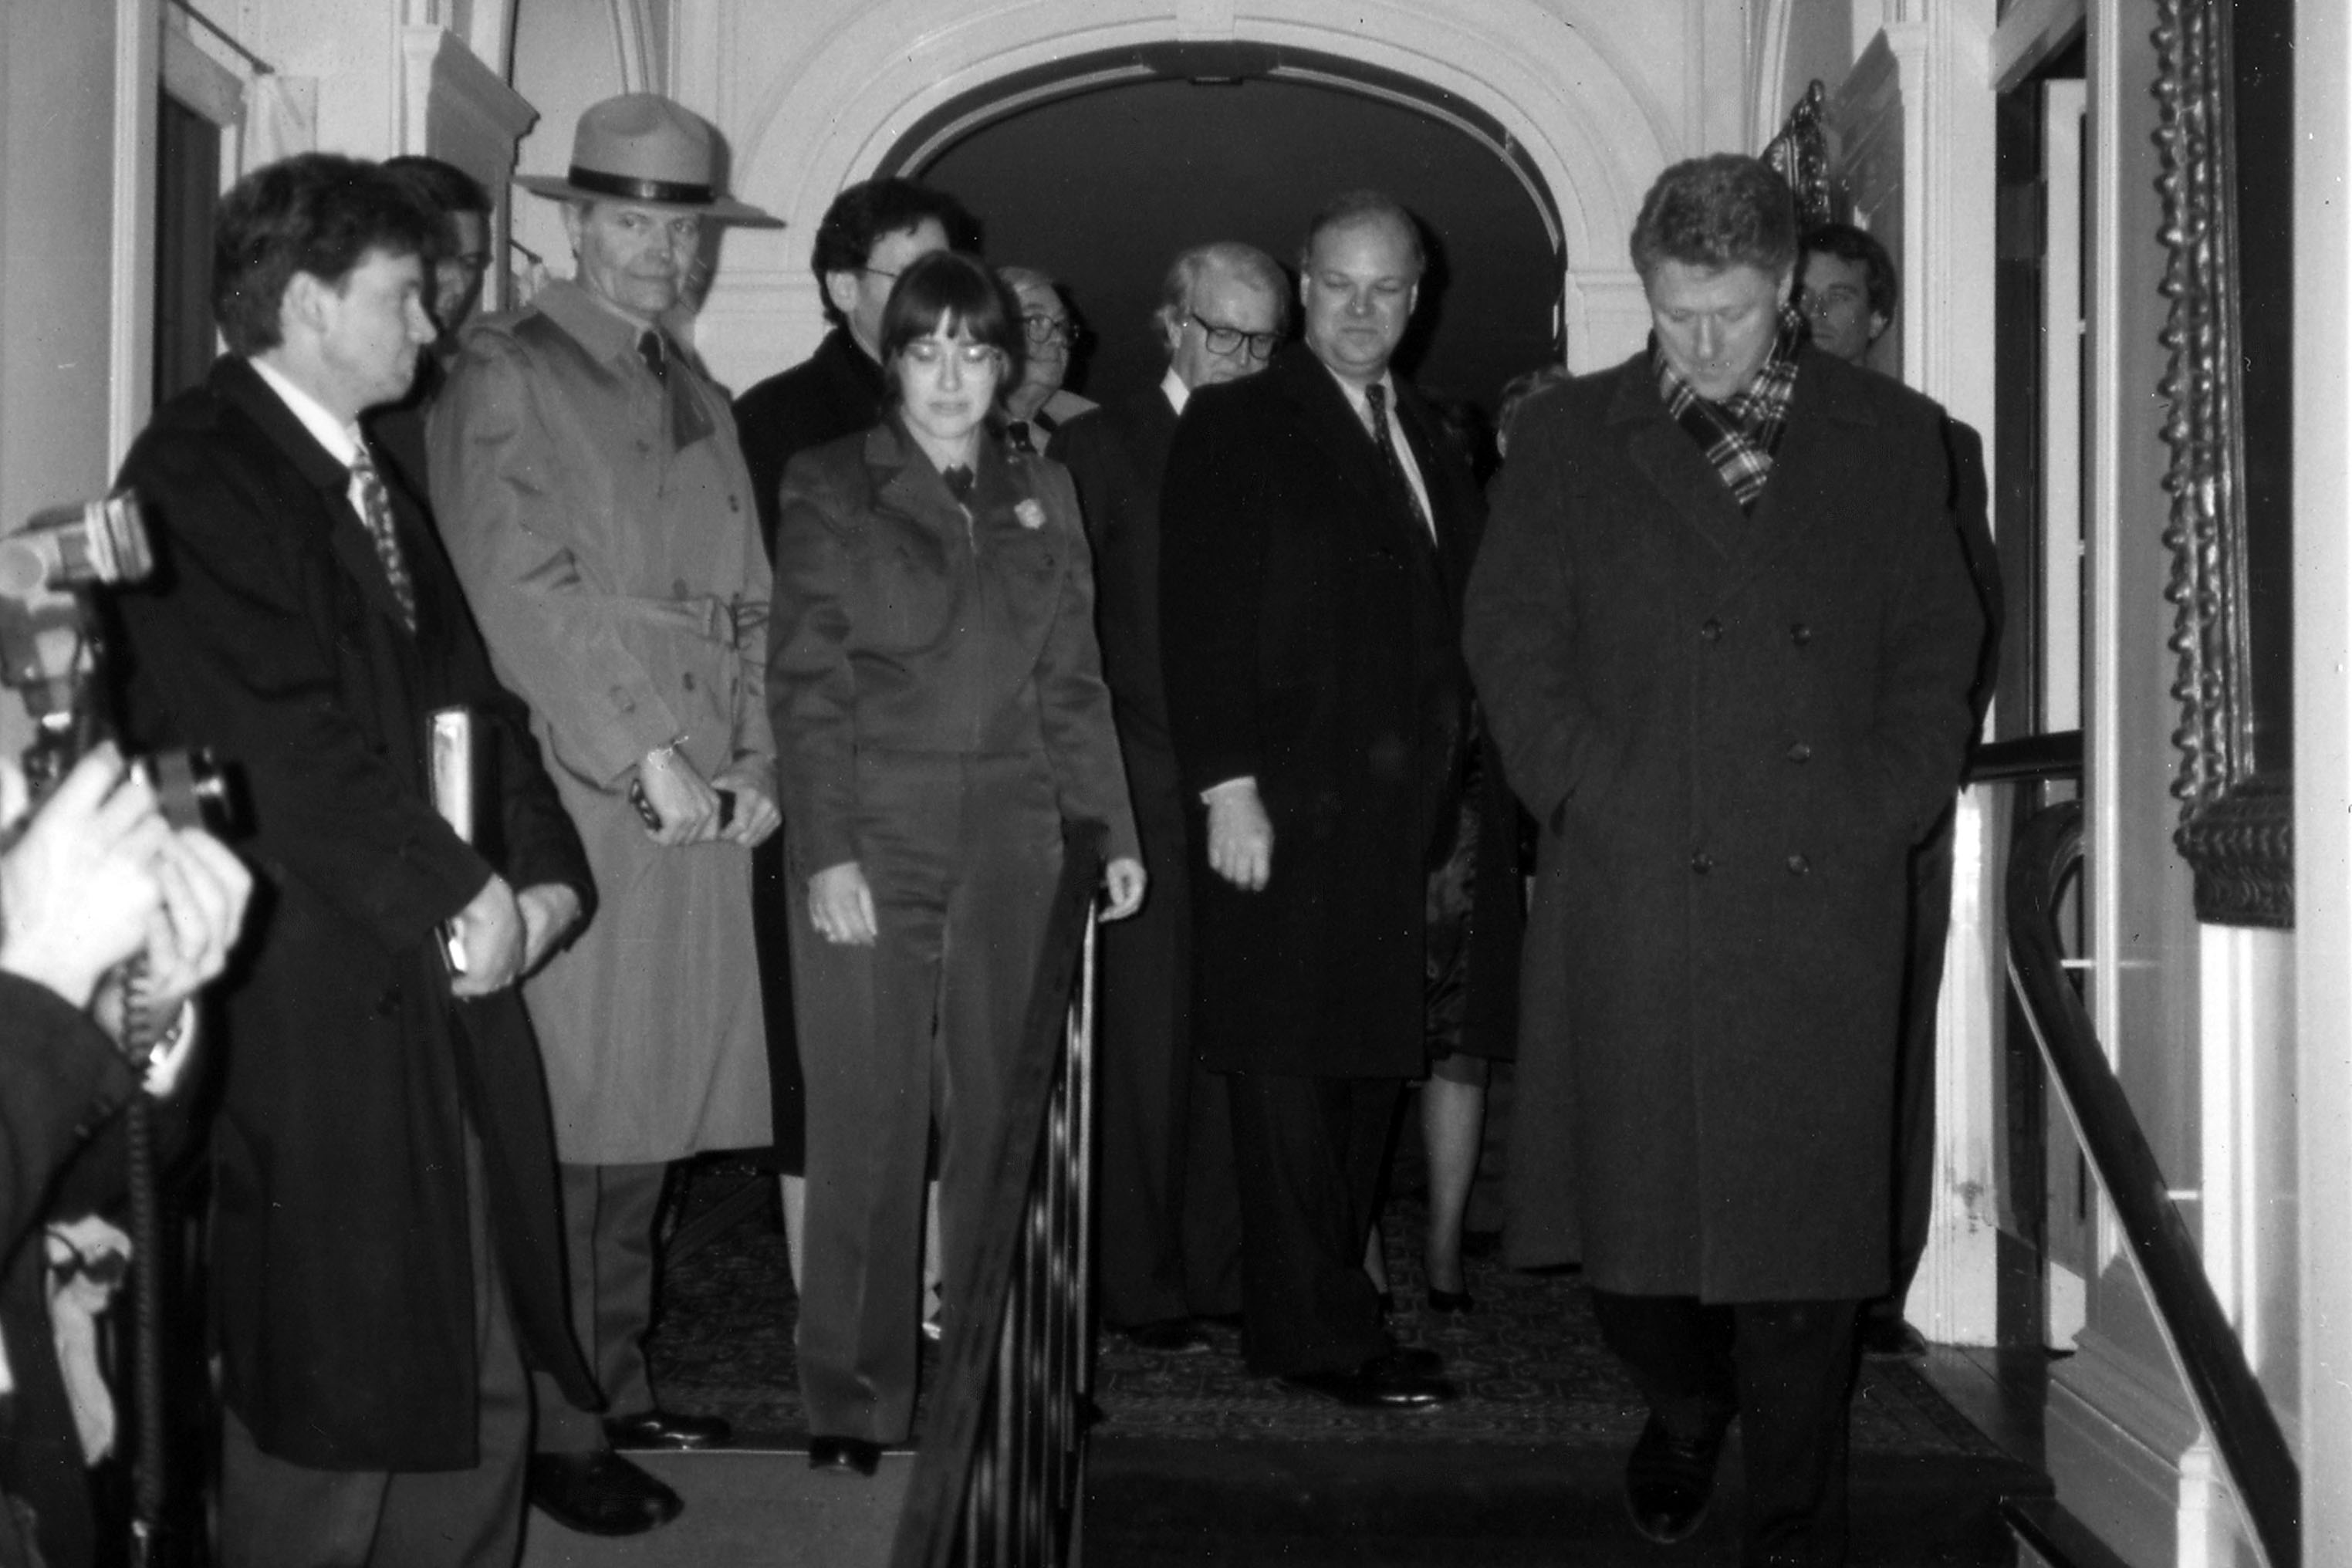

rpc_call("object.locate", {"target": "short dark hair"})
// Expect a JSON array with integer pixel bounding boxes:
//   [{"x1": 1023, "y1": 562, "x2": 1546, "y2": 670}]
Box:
[
  {"x1": 1156, "y1": 242, "x2": 1291, "y2": 337},
  {"x1": 1628, "y1": 155, "x2": 1799, "y2": 282},
  {"x1": 811, "y1": 177, "x2": 978, "y2": 326},
  {"x1": 382, "y1": 154, "x2": 491, "y2": 219},
  {"x1": 877, "y1": 251, "x2": 1023, "y2": 397},
  {"x1": 1799, "y1": 221, "x2": 1897, "y2": 321},
  {"x1": 213, "y1": 154, "x2": 439, "y2": 357},
  {"x1": 1299, "y1": 189, "x2": 1426, "y2": 275}
]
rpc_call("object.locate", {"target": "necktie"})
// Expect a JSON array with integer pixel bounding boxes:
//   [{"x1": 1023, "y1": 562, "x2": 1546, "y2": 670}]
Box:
[
  {"x1": 942, "y1": 464, "x2": 975, "y2": 503},
  {"x1": 1005, "y1": 420, "x2": 1035, "y2": 455},
  {"x1": 1365, "y1": 384, "x2": 1433, "y2": 539},
  {"x1": 638, "y1": 329, "x2": 668, "y2": 384},
  {"x1": 348, "y1": 448, "x2": 417, "y2": 630}
]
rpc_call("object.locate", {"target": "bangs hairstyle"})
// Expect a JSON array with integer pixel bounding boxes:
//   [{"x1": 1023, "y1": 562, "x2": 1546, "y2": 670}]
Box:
[
  {"x1": 213, "y1": 153, "x2": 439, "y2": 357},
  {"x1": 879, "y1": 250, "x2": 1023, "y2": 368},
  {"x1": 1628, "y1": 155, "x2": 1799, "y2": 282}
]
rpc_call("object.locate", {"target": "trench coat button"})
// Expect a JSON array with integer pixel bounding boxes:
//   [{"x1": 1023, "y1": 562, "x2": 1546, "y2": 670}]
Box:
[
  {"x1": 730, "y1": 495, "x2": 742, "y2": 512},
  {"x1": 1789, "y1": 622, "x2": 1813, "y2": 645},
  {"x1": 1786, "y1": 853, "x2": 1811, "y2": 875},
  {"x1": 1691, "y1": 850, "x2": 1715, "y2": 874},
  {"x1": 682, "y1": 671, "x2": 697, "y2": 691},
  {"x1": 1786, "y1": 742, "x2": 1813, "y2": 763},
  {"x1": 1700, "y1": 618, "x2": 1724, "y2": 642},
  {"x1": 673, "y1": 578, "x2": 690, "y2": 597}
]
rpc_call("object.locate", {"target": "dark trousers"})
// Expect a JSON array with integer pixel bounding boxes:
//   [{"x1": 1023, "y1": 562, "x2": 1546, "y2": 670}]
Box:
[
  {"x1": 1096, "y1": 748, "x2": 1239, "y2": 1326},
  {"x1": 219, "y1": 1134, "x2": 529, "y2": 1568},
  {"x1": 1593, "y1": 1289, "x2": 1860, "y2": 1567},
  {"x1": 790, "y1": 752, "x2": 1063, "y2": 1442},
  {"x1": 1226, "y1": 1071, "x2": 1401, "y2": 1375},
  {"x1": 533, "y1": 1161, "x2": 665, "y2": 1452},
  {"x1": 1877, "y1": 796, "x2": 1958, "y2": 1324}
]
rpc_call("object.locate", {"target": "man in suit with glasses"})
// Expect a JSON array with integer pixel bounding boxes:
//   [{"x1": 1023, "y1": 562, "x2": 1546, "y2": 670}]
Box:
[{"x1": 1049, "y1": 242, "x2": 1289, "y2": 1354}]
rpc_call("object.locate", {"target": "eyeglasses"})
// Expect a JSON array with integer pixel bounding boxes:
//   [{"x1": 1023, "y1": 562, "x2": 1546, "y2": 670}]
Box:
[
  {"x1": 1798, "y1": 283, "x2": 1867, "y2": 319},
  {"x1": 900, "y1": 340, "x2": 1005, "y2": 373},
  {"x1": 1022, "y1": 313, "x2": 1082, "y2": 349},
  {"x1": 863, "y1": 265, "x2": 903, "y2": 284},
  {"x1": 1184, "y1": 314, "x2": 1280, "y2": 361}
]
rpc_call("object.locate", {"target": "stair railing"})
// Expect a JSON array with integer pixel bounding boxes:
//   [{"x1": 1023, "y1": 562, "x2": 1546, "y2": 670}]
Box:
[
  {"x1": 2005, "y1": 787, "x2": 2299, "y2": 1568},
  {"x1": 890, "y1": 820, "x2": 1103, "y2": 1568}
]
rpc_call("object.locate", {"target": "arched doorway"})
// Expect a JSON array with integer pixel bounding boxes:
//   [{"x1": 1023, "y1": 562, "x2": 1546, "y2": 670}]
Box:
[
  {"x1": 897, "y1": 42, "x2": 1564, "y2": 416},
  {"x1": 690, "y1": 0, "x2": 1681, "y2": 395}
]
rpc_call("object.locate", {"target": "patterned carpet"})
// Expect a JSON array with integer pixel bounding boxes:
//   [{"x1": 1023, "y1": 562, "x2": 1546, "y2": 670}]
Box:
[{"x1": 647, "y1": 1164, "x2": 2002, "y2": 1461}]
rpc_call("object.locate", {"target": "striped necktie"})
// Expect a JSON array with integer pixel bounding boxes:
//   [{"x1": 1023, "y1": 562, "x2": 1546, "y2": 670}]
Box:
[{"x1": 1366, "y1": 384, "x2": 1432, "y2": 539}]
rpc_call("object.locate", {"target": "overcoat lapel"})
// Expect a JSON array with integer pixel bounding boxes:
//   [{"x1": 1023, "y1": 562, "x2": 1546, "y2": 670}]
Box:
[
  {"x1": 1607, "y1": 363, "x2": 1752, "y2": 572},
  {"x1": 215, "y1": 359, "x2": 417, "y2": 634}
]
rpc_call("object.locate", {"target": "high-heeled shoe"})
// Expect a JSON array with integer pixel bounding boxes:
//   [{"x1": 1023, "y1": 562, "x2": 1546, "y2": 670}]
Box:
[{"x1": 1424, "y1": 1283, "x2": 1477, "y2": 1313}]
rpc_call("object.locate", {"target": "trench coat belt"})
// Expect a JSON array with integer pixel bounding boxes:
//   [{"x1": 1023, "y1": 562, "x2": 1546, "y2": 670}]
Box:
[{"x1": 591, "y1": 591, "x2": 767, "y2": 651}]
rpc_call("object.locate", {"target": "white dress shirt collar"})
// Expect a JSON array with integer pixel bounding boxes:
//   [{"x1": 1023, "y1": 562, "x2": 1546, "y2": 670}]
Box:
[{"x1": 248, "y1": 357, "x2": 363, "y2": 468}]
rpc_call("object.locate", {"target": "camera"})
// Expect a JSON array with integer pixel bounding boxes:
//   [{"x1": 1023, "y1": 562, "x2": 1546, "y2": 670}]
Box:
[{"x1": 1, "y1": 491, "x2": 229, "y2": 830}]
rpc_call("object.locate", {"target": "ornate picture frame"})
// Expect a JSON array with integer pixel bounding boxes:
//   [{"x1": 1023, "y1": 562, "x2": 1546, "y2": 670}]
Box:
[{"x1": 2154, "y1": 0, "x2": 2293, "y2": 928}]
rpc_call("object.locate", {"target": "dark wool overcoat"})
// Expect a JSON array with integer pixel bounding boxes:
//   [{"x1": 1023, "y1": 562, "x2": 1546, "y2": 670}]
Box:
[
  {"x1": 1159, "y1": 349, "x2": 1488, "y2": 1079},
  {"x1": 1465, "y1": 346, "x2": 1985, "y2": 1303},
  {"x1": 110, "y1": 356, "x2": 596, "y2": 1468}
]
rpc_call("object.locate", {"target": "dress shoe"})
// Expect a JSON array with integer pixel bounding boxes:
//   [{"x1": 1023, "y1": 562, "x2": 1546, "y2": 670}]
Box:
[
  {"x1": 1424, "y1": 1283, "x2": 1477, "y2": 1314},
  {"x1": 604, "y1": 1407, "x2": 732, "y2": 1450},
  {"x1": 1859, "y1": 1313, "x2": 1928, "y2": 1359},
  {"x1": 1120, "y1": 1317, "x2": 1213, "y2": 1353},
  {"x1": 808, "y1": 1436, "x2": 884, "y2": 1476},
  {"x1": 1623, "y1": 1411, "x2": 1730, "y2": 1546},
  {"x1": 1280, "y1": 1350, "x2": 1457, "y2": 1410},
  {"x1": 1386, "y1": 1344, "x2": 1445, "y2": 1376},
  {"x1": 527, "y1": 1450, "x2": 683, "y2": 1536}
]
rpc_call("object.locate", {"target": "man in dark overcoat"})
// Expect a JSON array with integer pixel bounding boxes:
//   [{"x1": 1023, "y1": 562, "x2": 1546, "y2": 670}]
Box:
[
  {"x1": 1159, "y1": 191, "x2": 1478, "y2": 1408},
  {"x1": 108, "y1": 154, "x2": 597, "y2": 1565},
  {"x1": 1049, "y1": 239, "x2": 1289, "y2": 1350},
  {"x1": 728, "y1": 175, "x2": 971, "y2": 1282},
  {"x1": 1465, "y1": 157, "x2": 1984, "y2": 1564}
]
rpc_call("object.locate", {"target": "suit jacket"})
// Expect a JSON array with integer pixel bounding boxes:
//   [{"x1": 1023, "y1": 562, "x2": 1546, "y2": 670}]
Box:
[
  {"x1": 432, "y1": 282, "x2": 774, "y2": 1163},
  {"x1": 1159, "y1": 349, "x2": 1484, "y2": 1079},
  {"x1": 1049, "y1": 386, "x2": 1180, "y2": 763},
  {"x1": 109, "y1": 354, "x2": 595, "y2": 1469},
  {"x1": 1465, "y1": 345, "x2": 1985, "y2": 1303},
  {"x1": 768, "y1": 419, "x2": 1137, "y2": 873},
  {"x1": 735, "y1": 326, "x2": 890, "y2": 557}
]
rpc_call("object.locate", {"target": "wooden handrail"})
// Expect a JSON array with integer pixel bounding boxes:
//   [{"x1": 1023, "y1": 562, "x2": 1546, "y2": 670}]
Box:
[
  {"x1": 2006, "y1": 799, "x2": 2298, "y2": 1568},
  {"x1": 890, "y1": 820, "x2": 1104, "y2": 1568}
]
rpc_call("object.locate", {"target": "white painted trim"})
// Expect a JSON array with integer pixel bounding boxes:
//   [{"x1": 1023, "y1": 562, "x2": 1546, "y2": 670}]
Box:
[
  {"x1": 162, "y1": 21, "x2": 245, "y2": 129},
  {"x1": 2083, "y1": 0, "x2": 2127, "y2": 1129},
  {"x1": 2042, "y1": 78, "x2": 2087, "y2": 735},
  {"x1": 2047, "y1": 1323, "x2": 2203, "y2": 1566},
  {"x1": 108, "y1": 0, "x2": 163, "y2": 475},
  {"x1": 397, "y1": 23, "x2": 538, "y2": 161},
  {"x1": 1992, "y1": 0, "x2": 2085, "y2": 93}
]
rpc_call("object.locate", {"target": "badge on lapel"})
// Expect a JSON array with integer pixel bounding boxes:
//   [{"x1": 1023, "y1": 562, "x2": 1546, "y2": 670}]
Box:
[{"x1": 1015, "y1": 499, "x2": 1047, "y2": 531}]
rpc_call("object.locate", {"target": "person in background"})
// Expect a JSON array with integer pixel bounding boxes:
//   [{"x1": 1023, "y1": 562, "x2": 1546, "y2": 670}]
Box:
[
  {"x1": 1467, "y1": 156, "x2": 1984, "y2": 1563},
  {"x1": 729, "y1": 175, "x2": 974, "y2": 1289},
  {"x1": 769, "y1": 250, "x2": 1143, "y2": 1476},
  {"x1": 995, "y1": 266, "x2": 1094, "y2": 452},
  {"x1": 431, "y1": 94, "x2": 779, "y2": 1536},
  {"x1": 368, "y1": 154, "x2": 495, "y2": 499},
  {"x1": 110, "y1": 150, "x2": 598, "y2": 1566},
  {"x1": 1796, "y1": 220, "x2": 2004, "y2": 1362},
  {"x1": 1048, "y1": 240, "x2": 1289, "y2": 1351}
]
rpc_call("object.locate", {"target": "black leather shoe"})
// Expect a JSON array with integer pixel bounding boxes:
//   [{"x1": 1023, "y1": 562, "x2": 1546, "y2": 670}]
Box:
[
  {"x1": 1424, "y1": 1284, "x2": 1477, "y2": 1313},
  {"x1": 1623, "y1": 1411, "x2": 1729, "y2": 1545},
  {"x1": 1120, "y1": 1318, "x2": 1213, "y2": 1353},
  {"x1": 527, "y1": 1451, "x2": 683, "y2": 1536},
  {"x1": 808, "y1": 1436, "x2": 884, "y2": 1476},
  {"x1": 1281, "y1": 1351, "x2": 1457, "y2": 1410},
  {"x1": 604, "y1": 1407, "x2": 733, "y2": 1450}
]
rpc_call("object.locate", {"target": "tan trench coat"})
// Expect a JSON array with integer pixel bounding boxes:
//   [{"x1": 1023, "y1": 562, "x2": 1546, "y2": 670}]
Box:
[{"x1": 430, "y1": 280, "x2": 773, "y2": 1163}]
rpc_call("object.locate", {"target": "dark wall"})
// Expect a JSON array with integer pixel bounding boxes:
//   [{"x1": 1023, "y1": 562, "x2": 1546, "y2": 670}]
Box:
[{"x1": 915, "y1": 76, "x2": 1560, "y2": 417}]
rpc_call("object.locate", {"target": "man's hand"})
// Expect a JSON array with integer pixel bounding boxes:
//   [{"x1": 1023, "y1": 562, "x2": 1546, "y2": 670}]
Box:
[
  {"x1": 0, "y1": 746, "x2": 173, "y2": 1009},
  {"x1": 711, "y1": 764, "x2": 782, "y2": 849},
  {"x1": 635, "y1": 744, "x2": 723, "y2": 846},
  {"x1": 137, "y1": 827, "x2": 255, "y2": 1013},
  {"x1": 1100, "y1": 856, "x2": 1147, "y2": 921},
  {"x1": 448, "y1": 873, "x2": 525, "y2": 995},
  {"x1": 1204, "y1": 782, "x2": 1274, "y2": 892},
  {"x1": 515, "y1": 882, "x2": 585, "y2": 975},
  {"x1": 808, "y1": 860, "x2": 877, "y2": 946}
]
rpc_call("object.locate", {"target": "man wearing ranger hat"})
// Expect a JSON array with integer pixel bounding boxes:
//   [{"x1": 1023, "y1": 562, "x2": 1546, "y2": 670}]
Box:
[{"x1": 431, "y1": 93, "x2": 780, "y2": 1537}]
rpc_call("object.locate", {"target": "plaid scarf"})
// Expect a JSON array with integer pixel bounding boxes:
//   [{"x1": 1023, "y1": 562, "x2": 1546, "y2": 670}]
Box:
[{"x1": 1653, "y1": 303, "x2": 1807, "y2": 512}]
